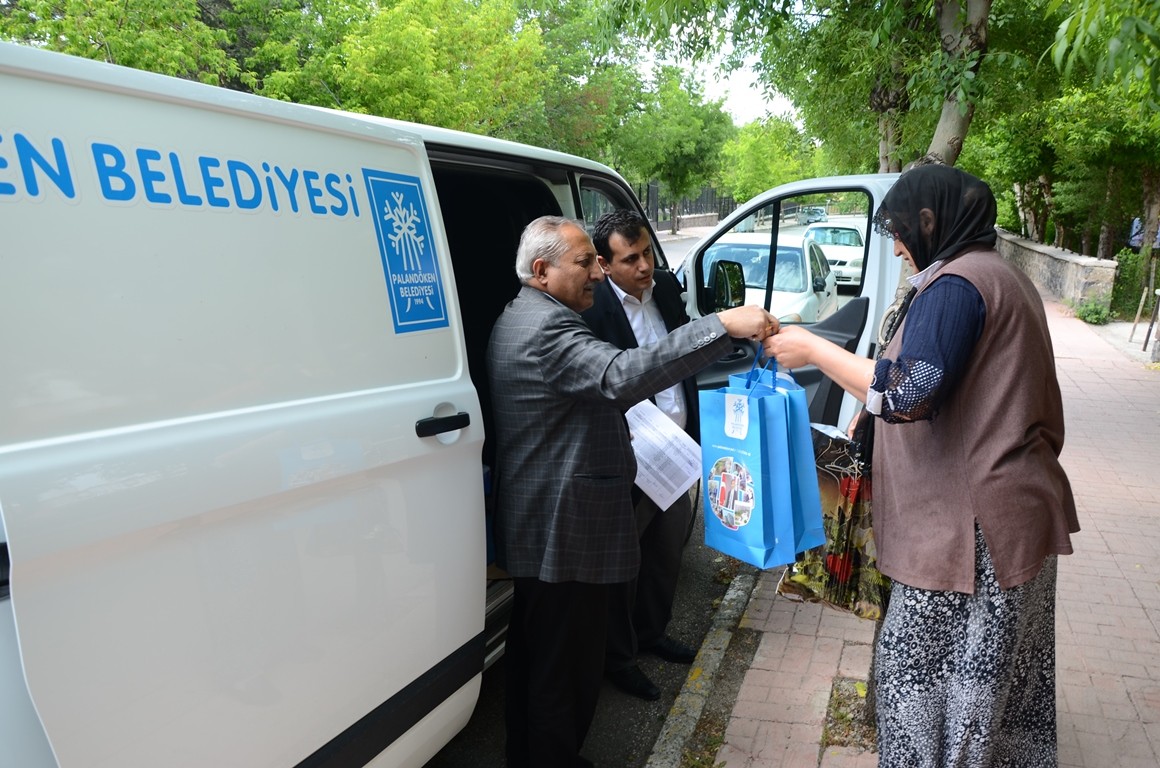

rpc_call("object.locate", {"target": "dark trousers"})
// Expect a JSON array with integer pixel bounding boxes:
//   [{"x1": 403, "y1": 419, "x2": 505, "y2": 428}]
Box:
[
  {"x1": 505, "y1": 577, "x2": 609, "y2": 768},
  {"x1": 605, "y1": 488, "x2": 694, "y2": 672}
]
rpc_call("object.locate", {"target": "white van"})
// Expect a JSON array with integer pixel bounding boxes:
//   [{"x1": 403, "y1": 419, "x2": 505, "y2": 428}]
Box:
[
  {"x1": 0, "y1": 43, "x2": 903, "y2": 768},
  {"x1": 0, "y1": 41, "x2": 658, "y2": 768}
]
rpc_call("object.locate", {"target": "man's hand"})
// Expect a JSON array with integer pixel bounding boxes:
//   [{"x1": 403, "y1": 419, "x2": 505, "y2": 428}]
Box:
[{"x1": 717, "y1": 305, "x2": 778, "y2": 341}]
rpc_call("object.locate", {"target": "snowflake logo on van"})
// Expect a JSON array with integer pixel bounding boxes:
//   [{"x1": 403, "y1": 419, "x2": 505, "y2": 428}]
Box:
[
  {"x1": 383, "y1": 192, "x2": 427, "y2": 277},
  {"x1": 363, "y1": 169, "x2": 449, "y2": 334}
]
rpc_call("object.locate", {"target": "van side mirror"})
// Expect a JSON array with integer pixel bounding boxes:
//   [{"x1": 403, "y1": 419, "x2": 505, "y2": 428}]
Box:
[
  {"x1": 708, "y1": 260, "x2": 745, "y2": 310},
  {"x1": 813, "y1": 275, "x2": 827, "y2": 293}
]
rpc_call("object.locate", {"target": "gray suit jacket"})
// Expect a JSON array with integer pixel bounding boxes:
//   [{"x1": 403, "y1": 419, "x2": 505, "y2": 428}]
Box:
[{"x1": 487, "y1": 285, "x2": 730, "y2": 583}]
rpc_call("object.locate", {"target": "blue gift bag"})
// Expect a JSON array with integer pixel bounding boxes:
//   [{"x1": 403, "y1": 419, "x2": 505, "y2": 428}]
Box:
[{"x1": 700, "y1": 360, "x2": 825, "y2": 569}]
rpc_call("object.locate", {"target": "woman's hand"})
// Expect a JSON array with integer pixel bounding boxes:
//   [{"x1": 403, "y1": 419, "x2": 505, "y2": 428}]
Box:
[
  {"x1": 762, "y1": 325, "x2": 820, "y2": 369},
  {"x1": 764, "y1": 325, "x2": 876, "y2": 406}
]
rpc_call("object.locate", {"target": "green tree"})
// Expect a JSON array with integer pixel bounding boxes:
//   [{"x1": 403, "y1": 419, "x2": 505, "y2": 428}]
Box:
[
  {"x1": 334, "y1": 0, "x2": 547, "y2": 141},
  {"x1": 717, "y1": 117, "x2": 815, "y2": 202},
  {"x1": 1040, "y1": 87, "x2": 1136, "y2": 256},
  {"x1": 618, "y1": 65, "x2": 733, "y2": 231},
  {"x1": 1049, "y1": 0, "x2": 1160, "y2": 105},
  {"x1": 520, "y1": 1, "x2": 646, "y2": 162},
  {"x1": 0, "y1": 0, "x2": 237, "y2": 84},
  {"x1": 611, "y1": 0, "x2": 1003, "y2": 169},
  {"x1": 955, "y1": 0, "x2": 1070, "y2": 239},
  {"x1": 216, "y1": 0, "x2": 372, "y2": 101}
]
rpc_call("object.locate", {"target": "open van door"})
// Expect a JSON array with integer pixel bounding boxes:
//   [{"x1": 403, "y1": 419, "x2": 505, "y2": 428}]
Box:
[
  {"x1": 0, "y1": 43, "x2": 484, "y2": 768},
  {"x1": 681, "y1": 175, "x2": 904, "y2": 431}
]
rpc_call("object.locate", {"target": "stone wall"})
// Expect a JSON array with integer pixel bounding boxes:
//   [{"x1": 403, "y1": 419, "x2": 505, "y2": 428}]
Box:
[
  {"x1": 656, "y1": 213, "x2": 719, "y2": 231},
  {"x1": 996, "y1": 229, "x2": 1117, "y2": 309}
]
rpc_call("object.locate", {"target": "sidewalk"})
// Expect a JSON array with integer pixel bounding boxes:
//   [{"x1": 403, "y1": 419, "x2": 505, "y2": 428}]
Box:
[{"x1": 664, "y1": 297, "x2": 1160, "y2": 767}]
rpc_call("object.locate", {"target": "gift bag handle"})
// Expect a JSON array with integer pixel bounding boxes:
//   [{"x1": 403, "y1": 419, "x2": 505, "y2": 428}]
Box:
[
  {"x1": 744, "y1": 355, "x2": 797, "y2": 387},
  {"x1": 742, "y1": 355, "x2": 774, "y2": 391}
]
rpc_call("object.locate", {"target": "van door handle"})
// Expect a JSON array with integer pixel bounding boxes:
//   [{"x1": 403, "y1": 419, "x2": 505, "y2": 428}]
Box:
[{"x1": 415, "y1": 412, "x2": 471, "y2": 437}]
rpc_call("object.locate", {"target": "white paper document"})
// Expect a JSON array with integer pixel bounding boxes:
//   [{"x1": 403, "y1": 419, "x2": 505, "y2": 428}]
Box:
[{"x1": 625, "y1": 399, "x2": 702, "y2": 510}]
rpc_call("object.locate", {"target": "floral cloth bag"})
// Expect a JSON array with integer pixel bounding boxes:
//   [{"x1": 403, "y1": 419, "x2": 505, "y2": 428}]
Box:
[{"x1": 778, "y1": 424, "x2": 891, "y2": 620}]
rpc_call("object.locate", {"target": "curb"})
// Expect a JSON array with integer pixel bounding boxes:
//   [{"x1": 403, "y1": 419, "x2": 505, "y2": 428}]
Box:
[{"x1": 645, "y1": 568, "x2": 759, "y2": 768}]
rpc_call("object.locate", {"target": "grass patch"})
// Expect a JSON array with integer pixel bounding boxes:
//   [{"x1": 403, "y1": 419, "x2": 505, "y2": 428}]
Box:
[
  {"x1": 681, "y1": 711, "x2": 727, "y2": 768},
  {"x1": 821, "y1": 677, "x2": 877, "y2": 752},
  {"x1": 679, "y1": 627, "x2": 759, "y2": 768}
]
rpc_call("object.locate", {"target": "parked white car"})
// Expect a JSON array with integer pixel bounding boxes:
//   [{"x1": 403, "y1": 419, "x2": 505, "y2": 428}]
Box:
[
  {"x1": 802, "y1": 221, "x2": 866, "y2": 287},
  {"x1": 695, "y1": 232, "x2": 839, "y2": 323},
  {"x1": 678, "y1": 175, "x2": 903, "y2": 430}
]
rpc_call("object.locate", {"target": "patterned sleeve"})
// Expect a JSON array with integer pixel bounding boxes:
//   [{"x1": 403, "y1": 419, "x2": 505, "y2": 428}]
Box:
[{"x1": 866, "y1": 275, "x2": 986, "y2": 423}]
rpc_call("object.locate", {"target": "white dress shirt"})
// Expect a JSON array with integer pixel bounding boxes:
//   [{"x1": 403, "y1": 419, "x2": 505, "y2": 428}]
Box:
[{"x1": 607, "y1": 278, "x2": 688, "y2": 430}]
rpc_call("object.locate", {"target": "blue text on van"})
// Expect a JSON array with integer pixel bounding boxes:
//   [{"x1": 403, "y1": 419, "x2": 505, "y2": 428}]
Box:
[{"x1": 0, "y1": 132, "x2": 361, "y2": 217}]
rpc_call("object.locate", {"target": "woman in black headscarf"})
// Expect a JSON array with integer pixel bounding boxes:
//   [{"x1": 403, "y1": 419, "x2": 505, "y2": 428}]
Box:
[{"x1": 765, "y1": 164, "x2": 1079, "y2": 767}]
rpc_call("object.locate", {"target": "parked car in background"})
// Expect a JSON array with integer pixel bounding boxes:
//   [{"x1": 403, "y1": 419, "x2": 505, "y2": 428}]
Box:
[
  {"x1": 679, "y1": 175, "x2": 903, "y2": 430},
  {"x1": 695, "y1": 232, "x2": 839, "y2": 323},
  {"x1": 803, "y1": 222, "x2": 866, "y2": 288},
  {"x1": 795, "y1": 205, "x2": 828, "y2": 225}
]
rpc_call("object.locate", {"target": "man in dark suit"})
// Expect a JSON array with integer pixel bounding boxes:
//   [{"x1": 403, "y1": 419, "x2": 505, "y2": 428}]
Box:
[
  {"x1": 487, "y1": 216, "x2": 776, "y2": 768},
  {"x1": 581, "y1": 209, "x2": 700, "y2": 702}
]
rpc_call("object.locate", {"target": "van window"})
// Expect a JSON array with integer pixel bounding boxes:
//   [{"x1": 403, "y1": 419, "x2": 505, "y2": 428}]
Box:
[
  {"x1": 578, "y1": 177, "x2": 671, "y2": 269},
  {"x1": 580, "y1": 186, "x2": 621, "y2": 229}
]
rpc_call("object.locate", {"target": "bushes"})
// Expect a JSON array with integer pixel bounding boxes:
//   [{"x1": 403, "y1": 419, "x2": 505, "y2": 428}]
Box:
[
  {"x1": 1074, "y1": 295, "x2": 1112, "y2": 325},
  {"x1": 1112, "y1": 248, "x2": 1147, "y2": 317},
  {"x1": 1068, "y1": 247, "x2": 1153, "y2": 325},
  {"x1": 1111, "y1": 247, "x2": 1158, "y2": 321}
]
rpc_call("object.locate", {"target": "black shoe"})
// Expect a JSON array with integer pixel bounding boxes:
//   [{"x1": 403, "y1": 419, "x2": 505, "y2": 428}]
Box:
[
  {"x1": 645, "y1": 635, "x2": 697, "y2": 664},
  {"x1": 606, "y1": 665, "x2": 660, "y2": 701}
]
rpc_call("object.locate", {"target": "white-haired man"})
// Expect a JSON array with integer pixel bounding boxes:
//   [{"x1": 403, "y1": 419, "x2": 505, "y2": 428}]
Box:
[{"x1": 487, "y1": 215, "x2": 776, "y2": 768}]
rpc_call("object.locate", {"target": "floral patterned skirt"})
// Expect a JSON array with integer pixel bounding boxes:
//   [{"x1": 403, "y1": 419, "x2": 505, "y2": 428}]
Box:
[{"x1": 875, "y1": 526, "x2": 1058, "y2": 767}]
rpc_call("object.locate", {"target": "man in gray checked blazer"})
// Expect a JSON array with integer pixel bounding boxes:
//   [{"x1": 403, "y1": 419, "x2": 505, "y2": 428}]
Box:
[{"x1": 487, "y1": 216, "x2": 777, "y2": 768}]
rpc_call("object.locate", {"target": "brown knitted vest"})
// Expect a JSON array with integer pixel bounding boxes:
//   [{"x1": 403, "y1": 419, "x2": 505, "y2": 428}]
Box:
[{"x1": 873, "y1": 250, "x2": 1079, "y2": 593}]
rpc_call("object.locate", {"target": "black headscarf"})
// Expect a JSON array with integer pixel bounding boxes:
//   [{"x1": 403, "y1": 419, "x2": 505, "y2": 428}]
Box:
[{"x1": 872, "y1": 164, "x2": 998, "y2": 272}]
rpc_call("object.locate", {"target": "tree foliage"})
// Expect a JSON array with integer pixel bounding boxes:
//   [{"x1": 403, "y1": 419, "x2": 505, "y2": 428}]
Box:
[
  {"x1": 335, "y1": 0, "x2": 548, "y2": 140},
  {"x1": 618, "y1": 65, "x2": 734, "y2": 229},
  {"x1": 218, "y1": 0, "x2": 372, "y2": 101},
  {"x1": 522, "y1": 2, "x2": 646, "y2": 160},
  {"x1": 717, "y1": 117, "x2": 815, "y2": 202},
  {"x1": 609, "y1": 0, "x2": 996, "y2": 170},
  {"x1": 0, "y1": 0, "x2": 236, "y2": 83},
  {"x1": 1049, "y1": 0, "x2": 1160, "y2": 106}
]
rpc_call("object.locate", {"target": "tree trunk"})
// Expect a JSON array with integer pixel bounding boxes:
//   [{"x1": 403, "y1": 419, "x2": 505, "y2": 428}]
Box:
[
  {"x1": 1097, "y1": 167, "x2": 1117, "y2": 260},
  {"x1": 927, "y1": 98, "x2": 976, "y2": 168},
  {"x1": 1141, "y1": 167, "x2": 1160, "y2": 272},
  {"x1": 1040, "y1": 175, "x2": 1055, "y2": 245},
  {"x1": 878, "y1": 114, "x2": 902, "y2": 173},
  {"x1": 924, "y1": 0, "x2": 991, "y2": 167},
  {"x1": 870, "y1": 0, "x2": 912, "y2": 173},
  {"x1": 1013, "y1": 182, "x2": 1044, "y2": 241}
]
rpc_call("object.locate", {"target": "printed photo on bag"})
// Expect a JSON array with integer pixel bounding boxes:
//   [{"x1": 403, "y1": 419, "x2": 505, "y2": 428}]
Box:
[{"x1": 707, "y1": 456, "x2": 755, "y2": 531}]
